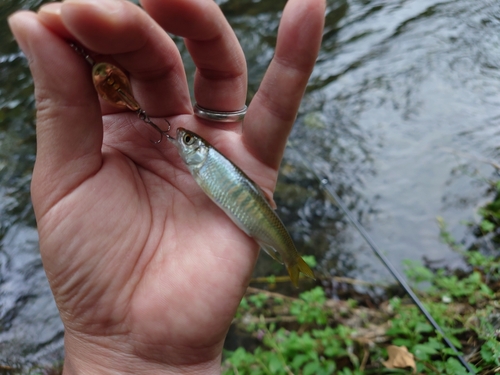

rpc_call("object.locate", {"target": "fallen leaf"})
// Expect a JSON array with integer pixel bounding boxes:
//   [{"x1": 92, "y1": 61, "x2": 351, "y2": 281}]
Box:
[{"x1": 382, "y1": 345, "x2": 416, "y2": 373}]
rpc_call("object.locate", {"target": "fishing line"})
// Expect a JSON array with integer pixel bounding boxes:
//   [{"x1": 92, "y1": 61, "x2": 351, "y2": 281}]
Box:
[{"x1": 287, "y1": 142, "x2": 475, "y2": 374}]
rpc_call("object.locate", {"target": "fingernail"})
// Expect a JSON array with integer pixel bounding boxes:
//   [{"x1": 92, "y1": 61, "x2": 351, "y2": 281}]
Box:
[
  {"x1": 63, "y1": 0, "x2": 122, "y2": 12},
  {"x1": 38, "y1": 2, "x2": 62, "y2": 15},
  {"x1": 7, "y1": 12, "x2": 33, "y2": 60},
  {"x1": 7, "y1": 11, "x2": 20, "y2": 27}
]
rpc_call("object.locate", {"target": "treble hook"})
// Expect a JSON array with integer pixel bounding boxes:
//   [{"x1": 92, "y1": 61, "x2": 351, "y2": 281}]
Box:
[
  {"x1": 70, "y1": 43, "x2": 172, "y2": 143},
  {"x1": 137, "y1": 109, "x2": 173, "y2": 144}
]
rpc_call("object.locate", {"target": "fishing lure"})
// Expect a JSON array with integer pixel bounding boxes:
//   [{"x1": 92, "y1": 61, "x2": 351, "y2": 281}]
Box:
[{"x1": 70, "y1": 43, "x2": 170, "y2": 142}]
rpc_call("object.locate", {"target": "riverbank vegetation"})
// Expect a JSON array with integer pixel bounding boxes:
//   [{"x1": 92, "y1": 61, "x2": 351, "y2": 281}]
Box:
[{"x1": 221, "y1": 184, "x2": 500, "y2": 374}]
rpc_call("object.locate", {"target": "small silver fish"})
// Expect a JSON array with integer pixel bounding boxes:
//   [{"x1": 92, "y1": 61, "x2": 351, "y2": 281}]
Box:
[{"x1": 170, "y1": 127, "x2": 315, "y2": 287}]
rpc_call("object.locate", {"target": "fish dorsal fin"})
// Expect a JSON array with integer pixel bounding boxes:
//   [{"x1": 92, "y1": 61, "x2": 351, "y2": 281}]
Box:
[{"x1": 260, "y1": 243, "x2": 284, "y2": 264}]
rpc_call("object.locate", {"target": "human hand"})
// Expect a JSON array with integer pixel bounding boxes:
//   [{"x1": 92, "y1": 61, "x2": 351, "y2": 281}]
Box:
[{"x1": 8, "y1": 0, "x2": 325, "y2": 373}]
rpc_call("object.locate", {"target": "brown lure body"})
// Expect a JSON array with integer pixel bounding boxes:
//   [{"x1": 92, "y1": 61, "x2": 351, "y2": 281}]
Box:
[{"x1": 92, "y1": 62, "x2": 140, "y2": 111}]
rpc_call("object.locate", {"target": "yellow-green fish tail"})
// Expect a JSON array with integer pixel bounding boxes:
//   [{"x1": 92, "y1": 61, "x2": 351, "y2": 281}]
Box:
[{"x1": 286, "y1": 256, "x2": 315, "y2": 287}]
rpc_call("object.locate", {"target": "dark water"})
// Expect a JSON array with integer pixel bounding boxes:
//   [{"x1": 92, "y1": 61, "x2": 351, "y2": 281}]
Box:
[{"x1": 1, "y1": 0, "x2": 500, "y2": 368}]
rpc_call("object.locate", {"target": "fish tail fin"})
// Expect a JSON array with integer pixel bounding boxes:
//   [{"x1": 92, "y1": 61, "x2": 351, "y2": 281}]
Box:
[{"x1": 286, "y1": 256, "x2": 316, "y2": 288}]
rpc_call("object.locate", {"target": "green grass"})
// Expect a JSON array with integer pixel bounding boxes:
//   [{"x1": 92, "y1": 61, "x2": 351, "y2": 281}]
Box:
[{"x1": 224, "y1": 254, "x2": 499, "y2": 374}]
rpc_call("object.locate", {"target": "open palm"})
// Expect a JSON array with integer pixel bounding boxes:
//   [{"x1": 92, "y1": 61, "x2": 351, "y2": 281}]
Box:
[{"x1": 9, "y1": 0, "x2": 324, "y2": 373}]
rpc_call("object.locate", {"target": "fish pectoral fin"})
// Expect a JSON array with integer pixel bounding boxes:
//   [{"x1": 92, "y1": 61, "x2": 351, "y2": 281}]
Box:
[{"x1": 260, "y1": 244, "x2": 284, "y2": 264}]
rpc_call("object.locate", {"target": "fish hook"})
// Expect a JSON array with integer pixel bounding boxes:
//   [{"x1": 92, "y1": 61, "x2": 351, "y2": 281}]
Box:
[{"x1": 136, "y1": 109, "x2": 173, "y2": 144}]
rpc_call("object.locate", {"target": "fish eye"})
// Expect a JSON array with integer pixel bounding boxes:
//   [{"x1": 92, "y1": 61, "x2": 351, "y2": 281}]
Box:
[{"x1": 183, "y1": 133, "x2": 195, "y2": 145}]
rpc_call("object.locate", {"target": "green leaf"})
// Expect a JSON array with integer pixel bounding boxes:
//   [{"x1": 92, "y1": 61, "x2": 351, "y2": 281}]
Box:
[
  {"x1": 425, "y1": 337, "x2": 445, "y2": 350},
  {"x1": 291, "y1": 354, "x2": 309, "y2": 370},
  {"x1": 249, "y1": 294, "x2": 268, "y2": 309},
  {"x1": 444, "y1": 357, "x2": 469, "y2": 375},
  {"x1": 239, "y1": 297, "x2": 249, "y2": 311},
  {"x1": 412, "y1": 342, "x2": 439, "y2": 361},
  {"x1": 391, "y1": 338, "x2": 413, "y2": 347},
  {"x1": 444, "y1": 333, "x2": 462, "y2": 349},
  {"x1": 479, "y1": 283, "x2": 494, "y2": 298},
  {"x1": 321, "y1": 360, "x2": 336, "y2": 374},
  {"x1": 338, "y1": 368, "x2": 353, "y2": 375},
  {"x1": 302, "y1": 255, "x2": 317, "y2": 268},
  {"x1": 481, "y1": 339, "x2": 500, "y2": 365},
  {"x1": 403, "y1": 259, "x2": 435, "y2": 283},
  {"x1": 266, "y1": 274, "x2": 276, "y2": 284},
  {"x1": 480, "y1": 219, "x2": 495, "y2": 233},
  {"x1": 303, "y1": 361, "x2": 320, "y2": 375},
  {"x1": 415, "y1": 322, "x2": 433, "y2": 333},
  {"x1": 290, "y1": 287, "x2": 329, "y2": 325},
  {"x1": 442, "y1": 348, "x2": 462, "y2": 356},
  {"x1": 495, "y1": 180, "x2": 500, "y2": 192},
  {"x1": 268, "y1": 355, "x2": 283, "y2": 374},
  {"x1": 389, "y1": 297, "x2": 402, "y2": 309}
]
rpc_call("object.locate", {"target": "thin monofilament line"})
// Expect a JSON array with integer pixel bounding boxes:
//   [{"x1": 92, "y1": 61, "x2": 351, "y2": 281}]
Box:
[
  {"x1": 70, "y1": 43, "x2": 95, "y2": 66},
  {"x1": 288, "y1": 142, "x2": 475, "y2": 374}
]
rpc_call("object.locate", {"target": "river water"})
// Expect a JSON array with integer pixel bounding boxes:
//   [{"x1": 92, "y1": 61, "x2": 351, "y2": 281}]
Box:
[{"x1": 1, "y1": 0, "x2": 499, "y2": 368}]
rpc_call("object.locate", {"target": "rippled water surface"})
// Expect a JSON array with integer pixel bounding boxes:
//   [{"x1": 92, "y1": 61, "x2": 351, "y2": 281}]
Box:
[{"x1": 1, "y1": 0, "x2": 500, "y2": 367}]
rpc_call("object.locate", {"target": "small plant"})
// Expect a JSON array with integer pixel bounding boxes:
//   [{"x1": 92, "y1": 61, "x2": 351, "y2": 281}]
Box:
[{"x1": 289, "y1": 287, "x2": 329, "y2": 325}]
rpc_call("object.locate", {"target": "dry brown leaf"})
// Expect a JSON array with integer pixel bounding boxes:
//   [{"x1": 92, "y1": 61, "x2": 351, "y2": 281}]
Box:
[{"x1": 382, "y1": 345, "x2": 416, "y2": 373}]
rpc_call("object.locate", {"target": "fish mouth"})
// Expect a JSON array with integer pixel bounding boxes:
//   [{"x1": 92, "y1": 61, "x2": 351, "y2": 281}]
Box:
[
  {"x1": 174, "y1": 127, "x2": 185, "y2": 142},
  {"x1": 166, "y1": 135, "x2": 178, "y2": 145}
]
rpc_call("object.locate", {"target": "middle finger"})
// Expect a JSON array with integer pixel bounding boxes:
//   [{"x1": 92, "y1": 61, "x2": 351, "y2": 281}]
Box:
[{"x1": 141, "y1": 0, "x2": 247, "y2": 114}]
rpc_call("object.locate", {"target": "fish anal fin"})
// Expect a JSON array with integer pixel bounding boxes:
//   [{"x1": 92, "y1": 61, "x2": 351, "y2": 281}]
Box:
[
  {"x1": 286, "y1": 256, "x2": 316, "y2": 288},
  {"x1": 260, "y1": 244, "x2": 283, "y2": 264}
]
